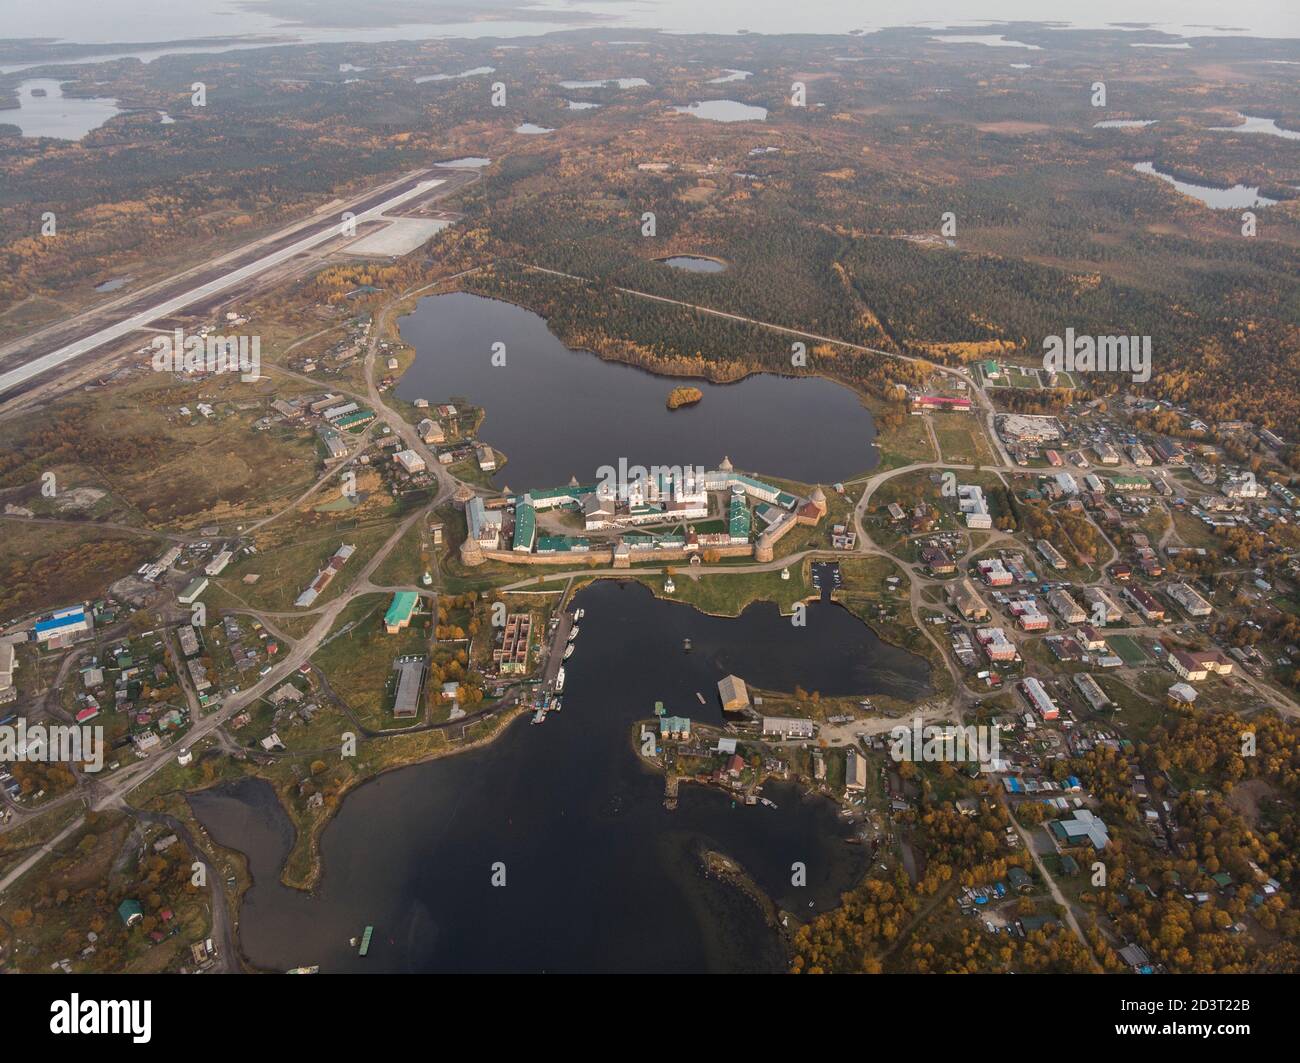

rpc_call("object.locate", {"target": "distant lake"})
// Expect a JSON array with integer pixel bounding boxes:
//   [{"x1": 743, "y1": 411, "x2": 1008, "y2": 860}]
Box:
[
  {"x1": 708, "y1": 69, "x2": 752, "y2": 83},
  {"x1": 566, "y1": 100, "x2": 601, "y2": 110},
  {"x1": 1094, "y1": 119, "x2": 1157, "y2": 128},
  {"x1": 395, "y1": 292, "x2": 879, "y2": 490},
  {"x1": 514, "y1": 123, "x2": 554, "y2": 134},
  {"x1": 660, "y1": 255, "x2": 728, "y2": 273},
  {"x1": 672, "y1": 99, "x2": 768, "y2": 122},
  {"x1": 559, "y1": 77, "x2": 649, "y2": 89},
  {"x1": 1209, "y1": 113, "x2": 1300, "y2": 140},
  {"x1": 435, "y1": 157, "x2": 491, "y2": 168},
  {"x1": 94, "y1": 277, "x2": 132, "y2": 292},
  {"x1": 189, "y1": 579, "x2": 930, "y2": 973},
  {"x1": 931, "y1": 34, "x2": 1042, "y2": 49},
  {"x1": 414, "y1": 66, "x2": 494, "y2": 83},
  {"x1": 1133, "y1": 161, "x2": 1278, "y2": 209},
  {"x1": 0, "y1": 4, "x2": 1294, "y2": 77},
  {"x1": 2, "y1": 79, "x2": 122, "y2": 139}
]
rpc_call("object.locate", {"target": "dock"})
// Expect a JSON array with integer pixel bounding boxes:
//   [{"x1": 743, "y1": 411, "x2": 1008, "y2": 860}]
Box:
[
  {"x1": 358, "y1": 925, "x2": 374, "y2": 956},
  {"x1": 542, "y1": 608, "x2": 574, "y2": 689}
]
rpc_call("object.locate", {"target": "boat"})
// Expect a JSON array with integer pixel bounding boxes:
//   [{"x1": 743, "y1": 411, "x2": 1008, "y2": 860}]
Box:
[
  {"x1": 695, "y1": 692, "x2": 706, "y2": 705},
  {"x1": 562, "y1": 643, "x2": 575, "y2": 660},
  {"x1": 286, "y1": 966, "x2": 320, "y2": 974},
  {"x1": 552, "y1": 697, "x2": 562, "y2": 712},
  {"x1": 358, "y1": 926, "x2": 374, "y2": 956},
  {"x1": 683, "y1": 637, "x2": 692, "y2": 652},
  {"x1": 532, "y1": 708, "x2": 546, "y2": 724},
  {"x1": 554, "y1": 667, "x2": 566, "y2": 693},
  {"x1": 568, "y1": 625, "x2": 579, "y2": 642},
  {"x1": 574, "y1": 608, "x2": 585, "y2": 620}
]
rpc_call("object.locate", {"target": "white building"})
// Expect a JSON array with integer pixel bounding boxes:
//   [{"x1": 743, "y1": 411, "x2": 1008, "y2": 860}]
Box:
[
  {"x1": 466, "y1": 496, "x2": 503, "y2": 549},
  {"x1": 958, "y1": 484, "x2": 992, "y2": 529},
  {"x1": 977, "y1": 627, "x2": 1017, "y2": 661},
  {"x1": 1037, "y1": 539, "x2": 1068, "y2": 570},
  {"x1": 1093, "y1": 441, "x2": 1120, "y2": 465},
  {"x1": 1166, "y1": 582, "x2": 1212, "y2": 618},
  {"x1": 1073, "y1": 673, "x2": 1111, "y2": 712},
  {"x1": 1083, "y1": 587, "x2": 1124, "y2": 624},
  {"x1": 1223, "y1": 474, "x2": 1264, "y2": 499},
  {"x1": 0, "y1": 641, "x2": 17, "y2": 704},
  {"x1": 761, "y1": 716, "x2": 817, "y2": 740},
  {"x1": 323, "y1": 402, "x2": 360, "y2": 421},
  {"x1": 1020, "y1": 677, "x2": 1060, "y2": 720},
  {"x1": 1048, "y1": 589, "x2": 1086, "y2": 624},
  {"x1": 205, "y1": 549, "x2": 234, "y2": 577},
  {"x1": 1053, "y1": 472, "x2": 1079, "y2": 497},
  {"x1": 1000, "y1": 414, "x2": 1061, "y2": 444},
  {"x1": 394, "y1": 450, "x2": 426, "y2": 474}
]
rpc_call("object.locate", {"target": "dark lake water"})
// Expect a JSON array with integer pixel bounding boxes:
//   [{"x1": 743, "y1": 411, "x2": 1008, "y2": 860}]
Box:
[
  {"x1": 190, "y1": 580, "x2": 931, "y2": 973},
  {"x1": 395, "y1": 292, "x2": 878, "y2": 491}
]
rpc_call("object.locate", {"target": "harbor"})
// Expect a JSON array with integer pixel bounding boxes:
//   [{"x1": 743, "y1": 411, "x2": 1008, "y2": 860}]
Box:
[
  {"x1": 530, "y1": 604, "x2": 583, "y2": 724},
  {"x1": 185, "y1": 580, "x2": 922, "y2": 972}
]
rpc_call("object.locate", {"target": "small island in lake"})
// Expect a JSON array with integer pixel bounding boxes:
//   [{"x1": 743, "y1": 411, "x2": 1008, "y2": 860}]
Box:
[{"x1": 666, "y1": 386, "x2": 703, "y2": 410}]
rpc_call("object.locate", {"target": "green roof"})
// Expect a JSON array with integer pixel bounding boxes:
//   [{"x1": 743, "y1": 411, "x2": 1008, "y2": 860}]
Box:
[
  {"x1": 334, "y1": 410, "x2": 374, "y2": 430},
  {"x1": 536, "y1": 534, "x2": 589, "y2": 552},
  {"x1": 384, "y1": 591, "x2": 419, "y2": 628},
  {"x1": 731, "y1": 473, "x2": 777, "y2": 495},
  {"x1": 728, "y1": 495, "x2": 751, "y2": 540},
  {"x1": 526, "y1": 485, "x2": 596, "y2": 504},
  {"x1": 513, "y1": 502, "x2": 537, "y2": 551}
]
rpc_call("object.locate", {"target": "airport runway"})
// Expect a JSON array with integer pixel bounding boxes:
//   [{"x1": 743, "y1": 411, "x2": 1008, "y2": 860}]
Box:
[{"x1": 0, "y1": 166, "x2": 473, "y2": 398}]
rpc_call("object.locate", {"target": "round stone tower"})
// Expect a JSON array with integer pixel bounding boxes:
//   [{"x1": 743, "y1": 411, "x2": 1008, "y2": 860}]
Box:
[{"x1": 460, "y1": 536, "x2": 484, "y2": 567}]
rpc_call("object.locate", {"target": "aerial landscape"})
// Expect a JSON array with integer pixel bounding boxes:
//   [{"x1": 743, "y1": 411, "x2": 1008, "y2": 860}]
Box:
[{"x1": 0, "y1": 0, "x2": 1298, "y2": 1023}]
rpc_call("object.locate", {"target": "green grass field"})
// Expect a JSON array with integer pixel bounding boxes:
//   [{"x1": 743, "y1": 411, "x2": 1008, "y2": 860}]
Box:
[{"x1": 1105, "y1": 634, "x2": 1149, "y2": 666}]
